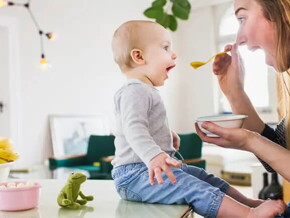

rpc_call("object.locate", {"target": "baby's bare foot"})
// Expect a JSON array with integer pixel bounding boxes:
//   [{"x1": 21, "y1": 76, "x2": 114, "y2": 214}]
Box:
[{"x1": 247, "y1": 200, "x2": 286, "y2": 218}]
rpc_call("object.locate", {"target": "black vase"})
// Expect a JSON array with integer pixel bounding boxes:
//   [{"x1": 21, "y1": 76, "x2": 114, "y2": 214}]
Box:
[
  {"x1": 263, "y1": 172, "x2": 283, "y2": 200},
  {"x1": 258, "y1": 172, "x2": 269, "y2": 200}
]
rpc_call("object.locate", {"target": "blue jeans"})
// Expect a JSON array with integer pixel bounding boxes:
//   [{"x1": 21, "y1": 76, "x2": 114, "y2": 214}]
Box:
[{"x1": 112, "y1": 162, "x2": 229, "y2": 218}]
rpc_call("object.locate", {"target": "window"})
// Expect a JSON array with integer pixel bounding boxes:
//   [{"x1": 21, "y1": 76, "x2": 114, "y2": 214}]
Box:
[{"x1": 216, "y1": 5, "x2": 277, "y2": 121}]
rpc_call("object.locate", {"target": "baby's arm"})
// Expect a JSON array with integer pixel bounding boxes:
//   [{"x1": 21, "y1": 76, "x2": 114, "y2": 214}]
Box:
[{"x1": 148, "y1": 152, "x2": 181, "y2": 185}]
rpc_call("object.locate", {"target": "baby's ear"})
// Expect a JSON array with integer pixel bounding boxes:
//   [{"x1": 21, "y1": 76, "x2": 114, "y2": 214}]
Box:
[{"x1": 130, "y1": 49, "x2": 145, "y2": 65}]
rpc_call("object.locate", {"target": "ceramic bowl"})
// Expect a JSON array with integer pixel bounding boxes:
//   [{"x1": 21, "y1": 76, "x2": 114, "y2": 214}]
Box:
[
  {"x1": 195, "y1": 114, "x2": 248, "y2": 137},
  {"x1": 0, "y1": 162, "x2": 14, "y2": 183},
  {"x1": 0, "y1": 181, "x2": 41, "y2": 211}
]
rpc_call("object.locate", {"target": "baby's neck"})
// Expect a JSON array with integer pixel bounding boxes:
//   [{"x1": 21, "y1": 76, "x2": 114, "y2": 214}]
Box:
[{"x1": 125, "y1": 70, "x2": 153, "y2": 86}]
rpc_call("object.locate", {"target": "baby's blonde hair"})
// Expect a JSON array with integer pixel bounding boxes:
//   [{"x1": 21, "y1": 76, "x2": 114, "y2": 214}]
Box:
[{"x1": 111, "y1": 20, "x2": 157, "y2": 72}]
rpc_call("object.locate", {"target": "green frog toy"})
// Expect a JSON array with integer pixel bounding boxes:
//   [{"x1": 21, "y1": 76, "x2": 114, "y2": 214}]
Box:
[{"x1": 57, "y1": 172, "x2": 94, "y2": 209}]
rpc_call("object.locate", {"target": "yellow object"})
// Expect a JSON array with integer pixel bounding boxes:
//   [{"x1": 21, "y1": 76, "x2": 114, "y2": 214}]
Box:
[
  {"x1": 0, "y1": 138, "x2": 11, "y2": 149},
  {"x1": 0, "y1": 138, "x2": 19, "y2": 163},
  {"x1": 0, "y1": 0, "x2": 7, "y2": 7},
  {"x1": 190, "y1": 51, "x2": 228, "y2": 69},
  {"x1": 93, "y1": 162, "x2": 100, "y2": 167},
  {"x1": 283, "y1": 179, "x2": 290, "y2": 202}
]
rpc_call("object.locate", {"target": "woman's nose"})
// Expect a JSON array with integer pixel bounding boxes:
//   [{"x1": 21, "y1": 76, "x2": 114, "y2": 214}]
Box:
[{"x1": 236, "y1": 30, "x2": 246, "y2": 46}]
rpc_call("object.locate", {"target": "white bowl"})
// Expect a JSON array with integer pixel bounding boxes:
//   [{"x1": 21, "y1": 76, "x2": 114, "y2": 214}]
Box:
[
  {"x1": 0, "y1": 162, "x2": 13, "y2": 183},
  {"x1": 195, "y1": 114, "x2": 248, "y2": 137}
]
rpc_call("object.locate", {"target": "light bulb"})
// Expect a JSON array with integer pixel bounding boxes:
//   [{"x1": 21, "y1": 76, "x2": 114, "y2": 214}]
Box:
[
  {"x1": 0, "y1": 0, "x2": 7, "y2": 7},
  {"x1": 39, "y1": 57, "x2": 51, "y2": 71},
  {"x1": 45, "y1": 32, "x2": 56, "y2": 40}
]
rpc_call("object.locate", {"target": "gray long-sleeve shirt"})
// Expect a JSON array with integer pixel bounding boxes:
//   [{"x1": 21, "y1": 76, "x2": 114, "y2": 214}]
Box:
[{"x1": 112, "y1": 79, "x2": 175, "y2": 167}]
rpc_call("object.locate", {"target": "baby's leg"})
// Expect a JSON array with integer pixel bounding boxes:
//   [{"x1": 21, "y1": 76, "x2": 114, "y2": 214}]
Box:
[
  {"x1": 124, "y1": 166, "x2": 227, "y2": 217},
  {"x1": 181, "y1": 164, "x2": 229, "y2": 193},
  {"x1": 217, "y1": 196, "x2": 286, "y2": 218},
  {"x1": 181, "y1": 164, "x2": 262, "y2": 207}
]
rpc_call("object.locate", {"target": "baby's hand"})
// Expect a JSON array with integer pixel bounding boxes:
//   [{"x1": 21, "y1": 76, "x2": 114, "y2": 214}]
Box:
[{"x1": 148, "y1": 153, "x2": 181, "y2": 186}]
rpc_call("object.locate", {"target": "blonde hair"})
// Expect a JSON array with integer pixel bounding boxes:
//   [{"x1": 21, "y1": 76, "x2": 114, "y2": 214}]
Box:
[
  {"x1": 277, "y1": 72, "x2": 290, "y2": 149},
  {"x1": 111, "y1": 20, "x2": 156, "y2": 72},
  {"x1": 255, "y1": 0, "x2": 290, "y2": 72},
  {"x1": 260, "y1": 0, "x2": 290, "y2": 149}
]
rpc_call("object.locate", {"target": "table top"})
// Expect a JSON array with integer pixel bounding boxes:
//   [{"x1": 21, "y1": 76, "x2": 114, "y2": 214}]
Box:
[
  {"x1": 0, "y1": 179, "x2": 253, "y2": 218},
  {"x1": 0, "y1": 179, "x2": 191, "y2": 218}
]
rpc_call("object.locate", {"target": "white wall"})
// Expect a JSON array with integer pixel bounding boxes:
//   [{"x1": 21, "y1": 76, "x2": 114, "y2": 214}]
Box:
[{"x1": 0, "y1": 0, "x2": 226, "y2": 167}]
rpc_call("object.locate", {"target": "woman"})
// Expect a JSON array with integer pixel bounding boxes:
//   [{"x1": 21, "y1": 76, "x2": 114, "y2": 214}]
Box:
[{"x1": 195, "y1": 0, "x2": 290, "y2": 181}]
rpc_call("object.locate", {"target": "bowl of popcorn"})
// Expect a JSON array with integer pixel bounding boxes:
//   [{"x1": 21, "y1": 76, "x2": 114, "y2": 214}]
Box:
[{"x1": 0, "y1": 181, "x2": 41, "y2": 211}]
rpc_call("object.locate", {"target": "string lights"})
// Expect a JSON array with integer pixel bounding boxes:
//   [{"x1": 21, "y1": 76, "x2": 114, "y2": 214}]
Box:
[{"x1": 0, "y1": 0, "x2": 55, "y2": 70}]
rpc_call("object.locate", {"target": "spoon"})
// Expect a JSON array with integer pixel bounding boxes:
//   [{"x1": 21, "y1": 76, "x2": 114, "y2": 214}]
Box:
[{"x1": 190, "y1": 51, "x2": 228, "y2": 69}]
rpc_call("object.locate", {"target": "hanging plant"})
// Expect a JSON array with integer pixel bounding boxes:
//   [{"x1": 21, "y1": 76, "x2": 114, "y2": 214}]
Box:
[{"x1": 143, "y1": 0, "x2": 191, "y2": 31}]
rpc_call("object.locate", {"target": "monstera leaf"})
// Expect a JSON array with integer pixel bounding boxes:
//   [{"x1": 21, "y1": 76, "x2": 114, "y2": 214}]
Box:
[{"x1": 143, "y1": 0, "x2": 191, "y2": 31}]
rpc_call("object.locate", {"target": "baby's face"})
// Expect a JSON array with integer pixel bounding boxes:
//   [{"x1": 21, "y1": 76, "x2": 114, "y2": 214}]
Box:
[{"x1": 140, "y1": 24, "x2": 177, "y2": 87}]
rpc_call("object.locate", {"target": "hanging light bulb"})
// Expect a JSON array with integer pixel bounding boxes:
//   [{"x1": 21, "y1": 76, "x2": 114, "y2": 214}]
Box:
[
  {"x1": 45, "y1": 32, "x2": 56, "y2": 40},
  {"x1": 0, "y1": 0, "x2": 7, "y2": 7},
  {"x1": 39, "y1": 54, "x2": 51, "y2": 71},
  {"x1": 2, "y1": 0, "x2": 55, "y2": 67}
]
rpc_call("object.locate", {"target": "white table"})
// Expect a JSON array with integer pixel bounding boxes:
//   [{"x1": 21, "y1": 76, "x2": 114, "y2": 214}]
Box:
[
  {"x1": 0, "y1": 179, "x2": 192, "y2": 218},
  {"x1": 0, "y1": 179, "x2": 253, "y2": 218}
]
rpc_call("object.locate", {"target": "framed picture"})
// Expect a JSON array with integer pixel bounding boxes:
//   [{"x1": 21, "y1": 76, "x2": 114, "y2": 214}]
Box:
[{"x1": 49, "y1": 115, "x2": 110, "y2": 157}]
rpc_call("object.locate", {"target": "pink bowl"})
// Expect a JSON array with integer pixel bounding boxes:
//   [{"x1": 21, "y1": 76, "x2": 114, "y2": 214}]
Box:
[{"x1": 0, "y1": 181, "x2": 41, "y2": 211}]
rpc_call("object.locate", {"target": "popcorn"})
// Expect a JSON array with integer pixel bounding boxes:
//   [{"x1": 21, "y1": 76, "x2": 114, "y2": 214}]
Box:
[
  {"x1": 0, "y1": 181, "x2": 36, "y2": 189},
  {"x1": 16, "y1": 183, "x2": 25, "y2": 188},
  {"x1": 6, "y1": 182, "x2": 16, "y2": 188}
]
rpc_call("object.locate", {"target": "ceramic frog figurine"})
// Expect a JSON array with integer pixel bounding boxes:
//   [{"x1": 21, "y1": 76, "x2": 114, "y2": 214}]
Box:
[{"x1": 57, "y1": 172, "x2": 94, "y2": 209}]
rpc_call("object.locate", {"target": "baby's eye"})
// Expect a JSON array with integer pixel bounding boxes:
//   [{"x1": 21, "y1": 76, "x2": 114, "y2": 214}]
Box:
[{"x1": 164, "y1": 46, "x2": 169, "y2": 51}]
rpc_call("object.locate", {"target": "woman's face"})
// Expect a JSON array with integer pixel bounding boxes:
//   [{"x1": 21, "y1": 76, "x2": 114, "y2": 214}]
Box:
[{"x1": 234, "y1": 0, "x2": 278, "y2": 69}]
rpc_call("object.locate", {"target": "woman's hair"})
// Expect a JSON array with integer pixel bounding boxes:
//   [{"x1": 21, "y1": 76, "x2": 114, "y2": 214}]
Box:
[
  {"x1": 255, "y1": 0, "x2": 290, "y2": 72},
  {"x1": 262, "y1": 0, "x2": 290, "y2": 150}
]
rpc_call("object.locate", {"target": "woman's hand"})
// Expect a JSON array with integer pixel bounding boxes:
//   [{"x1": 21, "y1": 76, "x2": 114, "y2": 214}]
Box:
[
  {"x1": 195, "y1": 122, "x2": 256, "y2": 151},
  {"x1": 212, "y1": 44, "x2": 245, "y2": 98}
]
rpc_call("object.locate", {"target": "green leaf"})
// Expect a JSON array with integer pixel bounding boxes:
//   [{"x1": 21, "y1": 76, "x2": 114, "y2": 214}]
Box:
[
  {"x1": 171, "y1": 0, "x2": 191, "y2": 9},
  {"x1": 156, "y1": 13, "x2": 170, "y2": 28},
  {"x1": 144, "y1": 7, "x2": 164, "y2": 19},
  {"x1": 172, "y1": 2, "x2": 190, "y2": 20},
  {"x1": 152, "y1": 0, "x2": 167, "y2": 7},
  {"x1": 168, "y1": 15, "x2": 177, "y2": 31},
  {"x1": 171, "y1": 0, "x2": 191, "y2": 13}
]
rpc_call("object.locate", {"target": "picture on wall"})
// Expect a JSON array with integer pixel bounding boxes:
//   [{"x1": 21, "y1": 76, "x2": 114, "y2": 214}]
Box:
[{"x1": 49, "y1": 115, "x2": 110, "y2": 157}]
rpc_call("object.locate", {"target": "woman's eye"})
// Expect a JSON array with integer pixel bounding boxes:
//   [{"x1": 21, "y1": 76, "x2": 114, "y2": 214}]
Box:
[{"x1": 237, "y1": 17, "x2": 245, "y2": 24}]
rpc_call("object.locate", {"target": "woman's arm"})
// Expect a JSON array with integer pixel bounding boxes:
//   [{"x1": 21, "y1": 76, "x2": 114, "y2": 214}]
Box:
[
  {"x1": 195, "y1": 122, "x2": 290, "y2": 182},
  {"x1": 213, "y1": 44, "x2": 265, "y2": 133},
  {"x1": 227, "y1": 91, "x2": 265, "y2": 133},
  {"x1": 250, "y1": 133, "x2": 290, "y2": 181}
]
